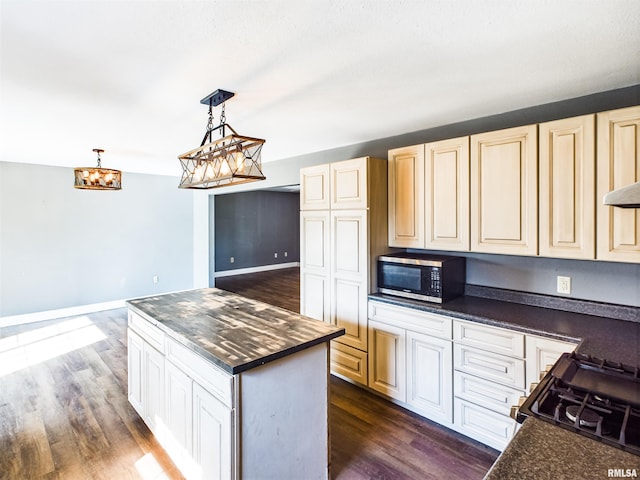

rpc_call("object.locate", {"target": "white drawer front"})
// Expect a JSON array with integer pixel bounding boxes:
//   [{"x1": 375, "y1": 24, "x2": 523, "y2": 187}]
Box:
[
  {"x1": 454, "y1": 320, "x2": 524, "y2": 357},
  {"x1": 454, "y1": 371, "x2": 524, "y2": 416},
  {"x1": 454, "y1": 344, "x2": 525, "y2": 389},
  {"x1": 330, "y1": 341, "x2": 367, "y2": 386},
  {"x1": 165, "y1": 337, "x2": 233, "y2": 407},
  {"x1": 368, "y1": 301, "x2": 452, "y2": 339},
  {"x1": 128, "y1": 311, "x2": 165, "y2": 352},
  {"x1": 454, "y1": 398, "x2": 516, "y2": 451}
]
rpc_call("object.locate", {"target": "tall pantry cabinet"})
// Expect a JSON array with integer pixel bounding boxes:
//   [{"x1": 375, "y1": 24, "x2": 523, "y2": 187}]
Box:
[{"x1": 300, "y1": 157, "x2": 388, "y2": 385}]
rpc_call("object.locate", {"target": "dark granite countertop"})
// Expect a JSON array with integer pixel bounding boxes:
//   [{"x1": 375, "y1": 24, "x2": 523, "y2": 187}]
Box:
[
  {"x1": 127, "y1": 288, "x2": 344, "y2": 375},
  {"x1": 368, "y1": 292, "x2": 640, "y2": 366},
  {"x1": 484, "y1": 418, "x2": 640, "y2": 479}
]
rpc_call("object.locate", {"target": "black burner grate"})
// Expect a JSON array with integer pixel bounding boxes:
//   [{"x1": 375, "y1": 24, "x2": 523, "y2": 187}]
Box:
[{"x1": 518, "y1": 352, "x2": 640, "y2": 456}]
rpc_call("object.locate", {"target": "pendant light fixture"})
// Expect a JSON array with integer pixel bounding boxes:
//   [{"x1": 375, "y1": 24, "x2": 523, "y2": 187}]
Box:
[
  {"x1": 178, "y1": 89, "x2": 266, "y2": 189},
  {"x1": 74, "y1": 148, "x2": 122, "y2": 190}
]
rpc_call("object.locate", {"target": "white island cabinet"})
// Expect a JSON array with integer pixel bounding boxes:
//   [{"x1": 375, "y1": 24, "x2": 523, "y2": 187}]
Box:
[{"x1": 127, "y1": 288, "x2": 344, "y2": 480}]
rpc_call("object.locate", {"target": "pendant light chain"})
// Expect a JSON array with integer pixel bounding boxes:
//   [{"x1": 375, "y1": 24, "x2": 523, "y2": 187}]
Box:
[{"x1": 96, "y1": 150, "x2": 102, "y2": 168}]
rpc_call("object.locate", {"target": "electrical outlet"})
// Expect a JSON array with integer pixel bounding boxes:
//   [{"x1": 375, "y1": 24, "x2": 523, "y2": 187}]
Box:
[
  {"x1": 153, "y1": 275, "x2": 159, "y2": 284},
  {"x1": 557, "y1": 276, "x2": 571, "y2": 295},
  {"x1": 274, "y1": 252, "x2": 278, "y2": 258},
  {"x1": 230, "y1": 257, "x2": 234, "y2": 263}
]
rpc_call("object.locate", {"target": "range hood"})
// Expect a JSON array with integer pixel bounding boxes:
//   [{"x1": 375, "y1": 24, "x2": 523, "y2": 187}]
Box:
[{"x1": 603, "y1": 181, "x2": 640, "y2": 208}]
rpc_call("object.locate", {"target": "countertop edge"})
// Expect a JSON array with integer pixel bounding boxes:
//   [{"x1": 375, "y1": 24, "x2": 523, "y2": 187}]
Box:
[{"x1": 368, "y1": 293, "x2": 583, "y2": 343}]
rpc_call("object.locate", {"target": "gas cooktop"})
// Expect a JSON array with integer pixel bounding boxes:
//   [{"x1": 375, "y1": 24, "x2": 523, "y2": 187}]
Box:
[{"x1": 516, "y1": 352, "x2": 640, "y2": 456}]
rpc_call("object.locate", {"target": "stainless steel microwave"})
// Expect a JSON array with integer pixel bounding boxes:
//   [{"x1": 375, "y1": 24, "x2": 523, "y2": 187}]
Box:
[{"x1": 377, "y1": 253, "x2": 465, "y2": 303}]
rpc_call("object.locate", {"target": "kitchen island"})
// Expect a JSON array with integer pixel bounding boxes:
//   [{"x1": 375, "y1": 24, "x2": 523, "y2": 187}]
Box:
[{"x1": 126, "y1": 288, "x2": 344, "y2": 480}]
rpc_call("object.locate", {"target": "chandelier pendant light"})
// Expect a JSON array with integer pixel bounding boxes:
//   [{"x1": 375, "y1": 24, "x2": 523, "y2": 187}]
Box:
[
  {"x1": 178, "y1": 89, "x2": 266, "y2": 189},
  {"x1": 74, "y1": 149, "x2": 122, "y2": 190}
]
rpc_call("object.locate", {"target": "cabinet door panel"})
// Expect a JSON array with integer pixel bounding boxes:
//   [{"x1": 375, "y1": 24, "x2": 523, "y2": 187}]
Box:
[
  {"x1": 333, "y1": 278, "x2": 367, "y2": 350},
  {"x1": 331, "y1": 157, "x2": 368, "y2": 209},
  {"x1": 332, "y1": 210, "x2": 367, "y2": 280},
  {"x1": 193, "y1": 383, "x2": 232, "y2": 480},
  {"x1": 127, "y1": 329, "x2": 144, "y2": 417},
  {"x1": 388, "y1": 145, "x2": 425, "y2": 247},
  {"x1": 597, "y1": 106, "x2": 640, "y2": 262},
  {"x1": 368, "y1": 320, "x2": 406, "y2": 401},
  {"x1": 144, "y1": 343, "x2": 165, "y2": 439},
  {"x1": 407, "y1": 331, "x2": 453, "y2": 424},
  {"x1": 425, "y1": 137, "x2": 470, "y2": 251},
  {"x1": 300, "y1": 211, "x2": 330, "y2": 273},
  {"x1": 300, "y1": 164, "x2": 330, "y2": 210},
  {"x1": 300, "y1": 271, "x2": 330, "y2": 323},
  {"x1": 539, "y1": 115, "x2": 595, "y2": 259},
  {"x1": 471, "y1": 125, "x2": 537, "y2": 255},
  {"x1": 164, "y1": 362, "x2": 194, "y2": 475}
]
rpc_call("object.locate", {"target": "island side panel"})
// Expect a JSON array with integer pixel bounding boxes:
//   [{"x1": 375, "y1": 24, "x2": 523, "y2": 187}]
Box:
[{"x1": 239, "y1": 342, "x2": 330, "y2": 480}]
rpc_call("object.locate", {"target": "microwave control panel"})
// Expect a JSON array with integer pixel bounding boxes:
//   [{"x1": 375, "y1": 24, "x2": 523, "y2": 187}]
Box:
[{"x1": 426, "y1": 267, "x2": 441, "y2": 296}]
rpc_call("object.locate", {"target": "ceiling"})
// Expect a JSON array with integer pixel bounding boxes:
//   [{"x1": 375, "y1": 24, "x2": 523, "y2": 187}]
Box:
[{"x1": 1, "y1": 1, "x2": 639, "y2": 177}]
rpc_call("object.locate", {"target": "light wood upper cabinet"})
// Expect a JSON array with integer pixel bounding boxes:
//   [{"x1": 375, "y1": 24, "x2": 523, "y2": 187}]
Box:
[
  {"x1": 330, "y1": 157, "x2": 368, "y2": 209},
  {"x1": 539, "y1": 115, "x2": 595, "y2": 259},
  {"x1": 470, "y1": 125, "x2": 538, "y2": 255},
  {"x1": 388, "y1": 145, "x2": 425, "y2": 248},
  {"x1": 596, "y1": 106, "x2": 640, "y2": 263},
  {"x1": 424, "y1": 137, "x2": 470, "y2": 251},
  {"x1": 300, "y1": 163, "x2": 330, "y2": 210}
]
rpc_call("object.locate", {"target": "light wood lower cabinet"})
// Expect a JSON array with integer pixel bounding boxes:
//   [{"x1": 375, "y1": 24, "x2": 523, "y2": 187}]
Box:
[
  {"x1": 407, "y1": 331, "x2": 453, "y2": 424},
  {"x1": 367, "y1": 302, "x2": 452, "y2": 422},
  {"x1": 330, "y1": 341, "x2": 368, "y2": 385},
  {"x1": 368, "y1": 319, "x2": 406, "y2": 402},
  {"x1": 454, "y1": 398, "x2": 518, "y2": 449},
  {"x1": 366, "y1": 302, "x2": 579, "y2": 452},
  {"x1": 525, "y1": 334, "x2": 577, "y2": 392}
]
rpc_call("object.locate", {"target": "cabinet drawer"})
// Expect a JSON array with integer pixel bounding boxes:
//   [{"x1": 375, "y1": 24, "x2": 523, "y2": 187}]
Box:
[
  {"x1": 454, "y1": 344, "x2": 525, "y2": 389},
  {"x1": 128, "y1": 311, "x2": 165, "y2": 352},
  {"x1": 165, "y1": 337, "x2": 233, "y2": 407},
  {"x1": 453, "y1": 320, "x2": 524, "y2": 357},
  {"x1": 330, "y1": 342, "x2": 367, "y2": 386},
  {"x1": 454, "y1": 398, "x2": 516, "y2": 451},
  {"x1": 454, "y1": 371, "x2": 524, "y2": 416},
  {"x1": 368, "y1": 301, "x2": 452, "y2": 339}
]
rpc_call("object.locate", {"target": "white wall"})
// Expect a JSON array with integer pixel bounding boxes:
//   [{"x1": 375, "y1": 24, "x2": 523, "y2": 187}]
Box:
[{"x1": 0, "y1": 161, "x2": 194, "y2": 317}]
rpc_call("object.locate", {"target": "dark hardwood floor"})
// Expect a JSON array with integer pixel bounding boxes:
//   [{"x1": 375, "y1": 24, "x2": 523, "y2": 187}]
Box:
[
  {"x1": 0, "y1": 269, "x2": 498, "y2": 479},
  {"x1": 214, "y1": 267, "x2": 300, "y2": 313}
]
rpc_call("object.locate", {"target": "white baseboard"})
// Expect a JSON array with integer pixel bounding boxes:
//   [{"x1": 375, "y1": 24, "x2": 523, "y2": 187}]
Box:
[
  {"x1": 0, "y1": 299, "x2": 127, "y2": 328},
  {"x1": 214, "y1": 262, "x2": 300, "y2": 278}
]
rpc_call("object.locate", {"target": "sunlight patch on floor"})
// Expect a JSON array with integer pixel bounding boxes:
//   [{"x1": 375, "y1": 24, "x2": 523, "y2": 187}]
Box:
[
  {"x1": 0, "y1": 316, "x2": 107, "y2": 377},
  {"x1": 135, "y1": 452, "x2": 173, "y2": 480}
]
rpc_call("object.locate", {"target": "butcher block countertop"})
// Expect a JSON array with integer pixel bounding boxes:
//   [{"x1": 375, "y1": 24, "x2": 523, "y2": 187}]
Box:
[{"x1": 127, "y1": 288, "x2": 344, "y2": 374}]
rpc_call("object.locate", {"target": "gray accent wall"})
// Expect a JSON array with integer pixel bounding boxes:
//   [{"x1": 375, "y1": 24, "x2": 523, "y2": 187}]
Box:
[
  {"x1": 213, "y1": 190, "x2": 300, "y2": 272},
  {"x1": 0, "y1": 161, "x2": 194, "y2": 316}
]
